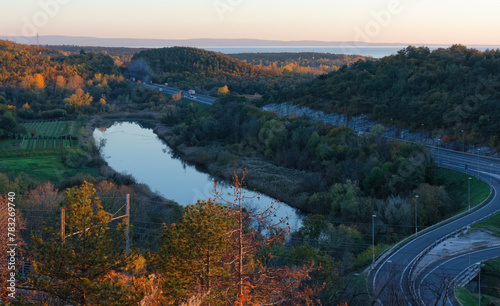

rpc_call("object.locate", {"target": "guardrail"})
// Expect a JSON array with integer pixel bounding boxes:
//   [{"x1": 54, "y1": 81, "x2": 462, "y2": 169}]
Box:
[
  {"x1": 409, "y1": 205, "x2": 500, "y2": 305},
  {"x1": 453, "y1": 261, "x2": 482, "y2": 288},
  {"x1": 366, "y1": 170, "x2": 495, "y2": 305}
]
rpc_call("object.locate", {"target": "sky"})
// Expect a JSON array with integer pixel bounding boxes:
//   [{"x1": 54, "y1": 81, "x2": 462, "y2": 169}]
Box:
[{"x1": 1, "y1": 0, "x2": 500, "y2": 45}]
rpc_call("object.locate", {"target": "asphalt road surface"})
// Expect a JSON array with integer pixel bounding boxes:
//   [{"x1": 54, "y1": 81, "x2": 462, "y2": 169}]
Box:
[
  {"x1": 135, "y1": 87, "x2": 500, "y2": 305},
  {"x1": 142, "y1": 83, "x2": 217, "y2": 105},
  {"x1": 415, "y1": 246, "x2": 500, "y2": 306},
  {"x1": 371, "y1": 147, "x2": 500, "y2": 305}
]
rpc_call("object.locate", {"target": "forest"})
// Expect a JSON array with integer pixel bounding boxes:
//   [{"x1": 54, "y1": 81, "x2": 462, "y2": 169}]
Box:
[
  {"x1": 44, "y1": 45, "x2": 150, "y2": 67},
  {"x1": 266, "y1": 45, "x2": 500, "y2": 150},
  {"x1": 228, "y1": 52, "x2": 372, "y2": 75},
  {"x1": 131, "y1": 47, "x2": 371, "y2": 96},
  {"x1": 0, "y1": 40, "x2": 332, "y2": 305},
  {"x1": 0, "y1": 40, "x2": 496, "y2": 305},
  {"x1": 154, "y1": 95, "x2": 490, "y2": 304}
]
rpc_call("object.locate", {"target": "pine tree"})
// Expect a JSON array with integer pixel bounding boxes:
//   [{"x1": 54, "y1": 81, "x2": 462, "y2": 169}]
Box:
[
  {"x1": 31, "y1": 181, "x2": 144, "y2": 305},
  {"x1": 151, "y1": 199, "x2": 235, "y2": 304}
]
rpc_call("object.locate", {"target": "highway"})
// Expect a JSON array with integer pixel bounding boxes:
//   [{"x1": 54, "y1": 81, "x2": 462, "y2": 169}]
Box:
[
  {"x1": 134, "y1": 86, "x2": 500, "y2": 304},
  {"x1": 142, "y1": 83, "x2": 218, "y2": 105},
  {"x1": 415, "y1": 247, "x2": 500, "y2": 306},
  {"x1": 371, "y1": 147, "x2": 500, "y2": 305}
]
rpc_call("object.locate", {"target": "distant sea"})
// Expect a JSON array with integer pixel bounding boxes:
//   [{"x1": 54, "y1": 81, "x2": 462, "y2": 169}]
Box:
[{"x1": 203, "y1": 45, "x2": 500, "y2": 59}]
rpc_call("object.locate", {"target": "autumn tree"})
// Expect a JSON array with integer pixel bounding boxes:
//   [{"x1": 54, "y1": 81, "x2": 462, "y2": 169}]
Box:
[
  {"x1": 20, "y1": 75, "x2": 35, "y2": 90},
  {"x1": 64, "y1": 88, "x2": 93, "y2": 111},
  {"x1": 217, "y1": 85, "x2": 229, "y2": 95},
  {"x1": 30, "y1": 181, "x2": 145, "y2": 305},
  {"x1": 66, "y1": 74, "x2": 84, "y2": 90},
  {"x1": 55, "y1": 75, "x2": 66, "y2": 88},
  {"x1": 20, "y1": 182, "x2": 63, "y2": 236},
  {"x1": 33, "y1": 73, "x2": 45, "y2": 89},
  {"x1": 213, "y1": 170, "x2": 322, "y2": 305},
  {"x1": 152, "y1": 170, "x2": 322, "y2": 305},
  {"x1": 99, "y1": 95, "x2": 106, "y2": 105},
  {"x1": 151, "y1": 199, "x2": 235, "y2": 304}
]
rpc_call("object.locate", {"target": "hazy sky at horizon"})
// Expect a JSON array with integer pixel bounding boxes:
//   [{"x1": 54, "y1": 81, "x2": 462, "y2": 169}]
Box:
[{"x1": 1, "y1": 0, "x2": 500, "y2": 45}]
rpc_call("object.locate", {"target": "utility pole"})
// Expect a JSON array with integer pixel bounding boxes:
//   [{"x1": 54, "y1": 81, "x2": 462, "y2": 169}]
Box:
[
  {"x1": 462, "y1": 129, "x2": 465, "y2": 152},
  {"x1": 61, "y1": 206, "x2": 65, "y2": 242},
  {"x1": 490, "y1": 164, "x2": 493, "y2": 185},
  {"x1": 126, "y1": 194, "x2": 130, "y2": 255},
  {"x1": 478, "y1": 264, "x2": 481, "y2": 306},
  {"x1": 415, "y1": 195, "x2": 419, "y2": 235},
  {"x1": 468, "y1": 177, "x2": 471, "y2": 211},
  {"x1": 372, "y1": 214, "x2": 376, "y2": 264}
]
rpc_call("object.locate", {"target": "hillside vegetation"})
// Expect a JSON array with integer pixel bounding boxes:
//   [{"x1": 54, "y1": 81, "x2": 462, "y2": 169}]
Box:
[
  {"x1": 131, "y1": 46, "x2": 318, "y2": 95},
  {"x1": 229, "y1": 52, "x2": 371, "y2": 75},
  {"x1": 270, "y1": 45, "x2": 500, "y2": 149}
]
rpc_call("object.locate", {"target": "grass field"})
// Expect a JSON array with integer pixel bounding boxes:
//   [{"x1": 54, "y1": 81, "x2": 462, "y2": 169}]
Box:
[
  {"x1": 456, "y1": 287, "x2": 500, "y2": 306},
  {"x1": 23, "y1": 120, "x2": 80, "y2": 138},
  {"x1": 0, "y1": 120, "x2": 80, "y2": 153},
  {"x1": 0, "y1": 155, "x2": 99, "y2": 182},
  {"x1": 456, "y1": 288, "x2": 488, "y2": 306},
  {"x1": 472, "y1": 212, "x2": 500, "y2": 236},
  {"x1": 456, "y1": 198, "x2": 500, "y2": 305},
  {"x1": 435, "y1": 167, "x2": 491, "y2": 210},
  {"x1": 0, "y1": 120, "x2": 94, "y2": 182}
]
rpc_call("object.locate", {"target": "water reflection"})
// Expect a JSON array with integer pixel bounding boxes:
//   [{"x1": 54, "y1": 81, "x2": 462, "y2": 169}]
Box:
[{"x1": 93, "y1": 122, "x2": 302, "y2": 229}]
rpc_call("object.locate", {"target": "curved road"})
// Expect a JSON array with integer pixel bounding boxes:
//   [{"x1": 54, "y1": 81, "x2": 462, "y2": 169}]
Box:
[
  {"x1": 416, "y1": 247, "x2": 500, "y2": 306},
  {"x1": 371, "y1": 147, "x2": 500, "y2": 305},
  {"x1": 136, "y1": 86, "x2": 500, "y2": 304}
]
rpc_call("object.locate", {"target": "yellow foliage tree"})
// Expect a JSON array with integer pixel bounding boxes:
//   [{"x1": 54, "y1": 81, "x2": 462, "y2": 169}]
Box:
[
  {"x1": 64, "y1": 88, "x2": 93, "y2": 110},
  {"x1": 218, "y1": 85, "x2": 229, "y2": 95},
  {"x1": 33, "y1": 73, "x2": 45, "y2": 89}
]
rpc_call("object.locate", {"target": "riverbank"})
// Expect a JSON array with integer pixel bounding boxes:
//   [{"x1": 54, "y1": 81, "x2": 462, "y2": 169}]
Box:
[{"x1": 153, "y1": 122, "x2": 314, "y2": 211}]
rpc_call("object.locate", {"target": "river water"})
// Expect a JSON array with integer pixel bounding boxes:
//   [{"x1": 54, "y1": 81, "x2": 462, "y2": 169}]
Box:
[{"x1": 93, "y1": 121, "x2": 302, "y2": 229}]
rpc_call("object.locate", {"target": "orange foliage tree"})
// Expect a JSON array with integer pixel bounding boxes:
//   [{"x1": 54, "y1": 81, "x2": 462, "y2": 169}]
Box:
[
  {"x1": 152, "y1": 170, "x2": 323, "y2": 305},
  {"x1": 30, "y1": 181, "x2": 146, "y2": 305}
]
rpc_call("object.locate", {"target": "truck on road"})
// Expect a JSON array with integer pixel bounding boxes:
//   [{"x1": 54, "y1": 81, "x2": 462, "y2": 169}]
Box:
[{"x1": 188, "y1": 89, "x2": 196, "y2": 95}]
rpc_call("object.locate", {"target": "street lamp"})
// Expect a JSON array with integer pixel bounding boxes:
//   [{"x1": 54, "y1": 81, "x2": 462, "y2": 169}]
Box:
[
  {"x1": 490, "y1": 164, "x2": 493, "y2": 185},
  {"x1": 468, "y1": 177, "x2": 472, "y2": 211},
  {"x1": 421, "y1": 124, "x2": 424, "y2": 143},
  {"x1": 414, "y1": 195, "x2": 419, "y2": 235},
  {"x1": 462, "y1": 129, "x2": 465, "y2": 152},
  {"x1": 372, "y1": 214, "x2": 376, "y2": 264},
  {"x1": 437, "y1": 139, "x2": 441, "y2": 166}
]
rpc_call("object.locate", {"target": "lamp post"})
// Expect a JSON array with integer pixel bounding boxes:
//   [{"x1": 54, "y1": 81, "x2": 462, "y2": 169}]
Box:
[
  {"x1": 437, "y1": 139, "x2": 441, "y2": 166},
  {"x1": 468, "y1": 177, "x2": 471, "y2": 211},
  {"x1": 414, "y1": 195, "x2": 419, "y2": 235},
  {"x1": 372, "y1": 214, "x2": 376, "y2": 264},
  {"x1": 421, "y1": 124, "x2": 424, "y2": 143},
  {"x1": 478, "y1": 264, "x2": 481, "y2": 306},
  {"x1": 462, "y1": 129, "x2": 465, "y2": 152},
  {"x1": 490, "y1": 164, "x2": 493, "y2": 185}
]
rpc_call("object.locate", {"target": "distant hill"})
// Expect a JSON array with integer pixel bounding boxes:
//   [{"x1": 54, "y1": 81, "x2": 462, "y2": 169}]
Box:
[
  {"x1": 0, "y1": 39, "x2": 128, "y2": 119},
  {"x1": 272, "y1": 45, "x2": 500, "y2": 148},
  {"x1": 228, "y1": 52, "x2": 373, "y2": 74},
  {"x1": 0, "y1": 35, "x2": 411, "y2": 48},
  {"x1": 45, "y1": 45, "x2": 150, "y2": 66},
  {"x1": 0, "y1": 40, "x2": 119, "y2": 85},
  {"x1": 131, "y1": 47, "x2": 285, "y2": 94}
]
